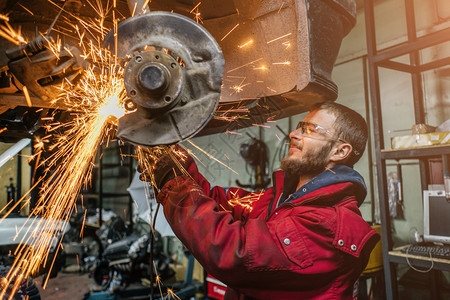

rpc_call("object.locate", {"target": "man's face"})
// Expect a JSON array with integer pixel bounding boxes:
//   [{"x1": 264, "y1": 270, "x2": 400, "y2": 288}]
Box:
[{"x1": 281, "y1": 109, "x2": 338, "y2": 177}]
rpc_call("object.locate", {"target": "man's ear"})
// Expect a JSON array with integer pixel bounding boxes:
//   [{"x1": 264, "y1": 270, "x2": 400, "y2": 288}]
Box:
[{"x1": 329, "y1": 143, "x2": 353, "y2": 163}]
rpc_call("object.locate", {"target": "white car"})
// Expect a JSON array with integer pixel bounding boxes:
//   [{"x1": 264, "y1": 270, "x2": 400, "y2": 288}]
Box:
[{"x1": 0, "y1": 216, "x2": 68, "y2": 299}]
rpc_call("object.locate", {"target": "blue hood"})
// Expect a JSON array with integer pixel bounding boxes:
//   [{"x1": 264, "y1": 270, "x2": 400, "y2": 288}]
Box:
[{"x1": 279, "y1": 165, "x2": 367, "y2": 207}]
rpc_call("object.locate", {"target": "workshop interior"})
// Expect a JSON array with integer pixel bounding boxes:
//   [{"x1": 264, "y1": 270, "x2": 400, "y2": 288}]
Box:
[{"x1": 0, "y1": 0, "x2": 449, "y2": 299}]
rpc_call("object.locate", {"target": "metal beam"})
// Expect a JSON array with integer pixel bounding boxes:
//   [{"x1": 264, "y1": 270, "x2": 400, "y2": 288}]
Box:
[
  {"x1": 363, "y1": 0, "x2": 397, "y2": 298},
  {"x1": 417, "y1": 57, "x2": 450, "y2": 73},
  {"x1": 373, "y1": 27, "x2": 450, "y2": 64},
  {"x1": 0, "y1": 138, "x2": 31, "y2": 168},
  {"x1": 378, "y1": 60, "x2": 415, "y2": 73}
]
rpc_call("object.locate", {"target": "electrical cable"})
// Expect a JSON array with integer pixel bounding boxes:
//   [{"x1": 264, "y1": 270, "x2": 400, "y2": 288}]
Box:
[
  {"x1": 404, "y1": 245, "x2": 434, "y2": 273},
  {"x1": 403, "y1": 226, "x2": 434, "y2": 273}
]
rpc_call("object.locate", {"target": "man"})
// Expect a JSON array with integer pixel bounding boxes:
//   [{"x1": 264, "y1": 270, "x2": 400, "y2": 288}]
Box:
[{"x1": 139, "y1": 101, "x2": 380, "y2": 299}]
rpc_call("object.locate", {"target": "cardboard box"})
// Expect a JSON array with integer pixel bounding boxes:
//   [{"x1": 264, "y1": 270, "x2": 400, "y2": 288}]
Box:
[
  {"x1": 391, "y1": 131, "x2": 450, "y2": 150},
  {"x1": 206, "y1": 274, "x2": 227, "y2": 300}
]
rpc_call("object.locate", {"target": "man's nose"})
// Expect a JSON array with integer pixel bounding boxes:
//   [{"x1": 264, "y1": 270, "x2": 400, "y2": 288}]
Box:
[{"x1": 289, "y1": 128, "x2": 302, "y2": 140}]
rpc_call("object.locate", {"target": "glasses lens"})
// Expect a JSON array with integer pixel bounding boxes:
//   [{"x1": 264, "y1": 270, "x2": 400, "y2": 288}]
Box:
[
  {"x1": 296, "y1": 121, "x2": 316, "y2": 135},
  {"x1": 296, "y1": 121, "x2": 356, "y2": 152}
]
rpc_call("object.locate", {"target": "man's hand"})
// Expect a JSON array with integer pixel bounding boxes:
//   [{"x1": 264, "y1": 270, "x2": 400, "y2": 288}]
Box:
[{"x1": 136, "y1": 145, "x2": 194, "y2": 192}]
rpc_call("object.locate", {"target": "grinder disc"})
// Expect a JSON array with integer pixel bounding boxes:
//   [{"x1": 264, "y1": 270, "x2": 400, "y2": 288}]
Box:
[{"x1": 103, "y1": 12, "x2": 224, "y2": 146}]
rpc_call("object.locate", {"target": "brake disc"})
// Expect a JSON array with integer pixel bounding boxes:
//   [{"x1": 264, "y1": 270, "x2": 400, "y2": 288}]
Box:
[{"x1": 103, "y1": 12, "x2": 224, "y2": 146}]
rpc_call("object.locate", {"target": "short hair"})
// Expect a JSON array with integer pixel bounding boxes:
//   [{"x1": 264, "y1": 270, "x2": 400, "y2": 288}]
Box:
[{"x1": 310, "y1": 101, "x2": 368, "y2": 167}]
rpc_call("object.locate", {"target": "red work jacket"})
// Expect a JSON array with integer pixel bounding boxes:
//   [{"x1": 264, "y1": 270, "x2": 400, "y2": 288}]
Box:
[{"x1": 157, "y1": 164, "x2": 380, "y2": 300}]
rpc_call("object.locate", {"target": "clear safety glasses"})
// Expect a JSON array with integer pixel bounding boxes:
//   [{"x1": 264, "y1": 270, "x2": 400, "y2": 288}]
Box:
[{"x1": 296, "y1": 121, "x2": 360, "y2": 155}]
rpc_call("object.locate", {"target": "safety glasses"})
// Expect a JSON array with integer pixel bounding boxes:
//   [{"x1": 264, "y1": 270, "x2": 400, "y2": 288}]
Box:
[
  {"x1": 296, "y1": 121, "x2": 342, "y2": 141},
  {"x1": 296, "y1": 121, "x2": 360, "y2": 155}
]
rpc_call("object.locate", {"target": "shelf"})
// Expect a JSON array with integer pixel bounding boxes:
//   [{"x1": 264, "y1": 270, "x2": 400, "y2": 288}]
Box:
[
  {"x1": 389, "y1": 246, "x2": 450, "y2": 272},
  {"x1": 364, "y1": 0, "x2": 450, "y2": 298},
  {"x1": 380, "y1": 144, "x2": 450, "y2": 160}
]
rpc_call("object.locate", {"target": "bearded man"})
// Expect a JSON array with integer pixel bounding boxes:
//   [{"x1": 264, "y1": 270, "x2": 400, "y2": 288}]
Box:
[{"x1": 139, "y1": 101, "x2": 379, "y2": 300}]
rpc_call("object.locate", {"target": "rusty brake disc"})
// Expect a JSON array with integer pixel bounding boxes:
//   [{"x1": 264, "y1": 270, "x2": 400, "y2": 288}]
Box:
[{"x1": 103, "y1": 12, "x2": 224, "y2": 146}]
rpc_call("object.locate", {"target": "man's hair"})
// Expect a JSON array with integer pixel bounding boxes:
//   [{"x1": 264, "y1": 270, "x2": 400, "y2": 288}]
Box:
[{"x1": 310, "y1": 101, "x2": 368, "y2": 167}]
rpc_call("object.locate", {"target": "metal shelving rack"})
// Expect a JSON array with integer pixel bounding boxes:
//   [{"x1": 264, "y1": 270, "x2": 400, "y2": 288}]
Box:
[
  {"x1": 81, "y1": 141, "x2": 135, "y2": 228},
  {"x1": 363, "y1": 0, "x2": 450, "y2": 299}
]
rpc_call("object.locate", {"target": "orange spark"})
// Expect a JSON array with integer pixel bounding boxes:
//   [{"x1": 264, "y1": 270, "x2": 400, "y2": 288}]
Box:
[
  {"x1": 219, "y1": 204, "x2": 232, "y2": 213},
  {"x1": 227, "y1": 58, "x2": 263, "y2": 73},
  {"x1": 17, "y1": 3, "x2": 34, "y2": 15},
  {"x1": 225, "y1": 130, "x2": 242, "y2": 136},
  {"x1": 221, "y1": 23, "x2": 239, "y2": 41},
  {"x1": 214, "y1": 115, "x2": 239, "y2": 122},
  {"x1": 253, "y1": 66, "x2": 267, "y2": 70},
  {"x1": 79, "y1": 210, "x2": 87, "y2": 239},
  {"x1": 190, "y1": 2, "x2": 202, "y2": 13},
  {"x1": 0, "y1": 19, "x2": 26, "y2": 45},
  {"x1": 187, "y1": 140, "x2": 238, "y2": 175},
  {"x1": 238, "y1": 39, "x2": 253, "y2": 48},
  {"x1": 282, "y1": 41, "x2": 291, "y2": 49},
  {"x1": 135, "y1": 145, "x2": 193, "y2": 190},
  {"x1": 231, "y1": 83, "x2": 250, "y2": 94},
  {"x1": 141, "y1": 0, "x2": 150, "y2": 14},
  {"x1": 0, "y1": 19, "x2": 128, "y2": 298},
  {"x1": 228, "y1": 191, "x2": 263, "y2": 212},
  {"x1": 272, "y1": 61, "x2": 291, "y2": 65},
  {"x1": 190, "y1": 2, "x2": 203, "y2": 23},
  {"x1": 166, "y1": 288, "x2": 182, "y2": 300},
  {"x1": 326, "y1": 167, "x2": 336, "y2": 174},
  {"x1": 278, "y1": 2, "x2": 285, "y2": 13},
  {"x1": 267, "y1": 33, "x2": 292, "y2": 44},
  {"x1": 22, "y1": 86, "x2": 32, "y2": 107},
  {"x1": 252, "y1": 124, "x2": 271, "y2": 128}
]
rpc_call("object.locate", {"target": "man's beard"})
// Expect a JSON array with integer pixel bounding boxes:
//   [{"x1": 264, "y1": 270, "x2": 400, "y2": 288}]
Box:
[{"x1": 280, "y1": 141, "x2": 333, "y2": 177}]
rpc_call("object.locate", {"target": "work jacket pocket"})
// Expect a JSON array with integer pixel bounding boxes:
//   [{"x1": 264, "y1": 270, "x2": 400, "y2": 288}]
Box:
[{"x1": 275, "y1": 217, "x2": 313, "y2": 269}]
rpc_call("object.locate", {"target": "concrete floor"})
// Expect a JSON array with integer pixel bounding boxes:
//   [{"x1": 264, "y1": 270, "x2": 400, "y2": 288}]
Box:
[{"x1": 35, "y1": 271, "x2": 97, "y2": 300}]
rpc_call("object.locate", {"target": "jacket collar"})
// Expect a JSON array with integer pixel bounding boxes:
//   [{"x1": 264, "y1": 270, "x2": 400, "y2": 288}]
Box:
[{"x1": 276, "y1": 165, "x2": 367, "y2": 207}]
